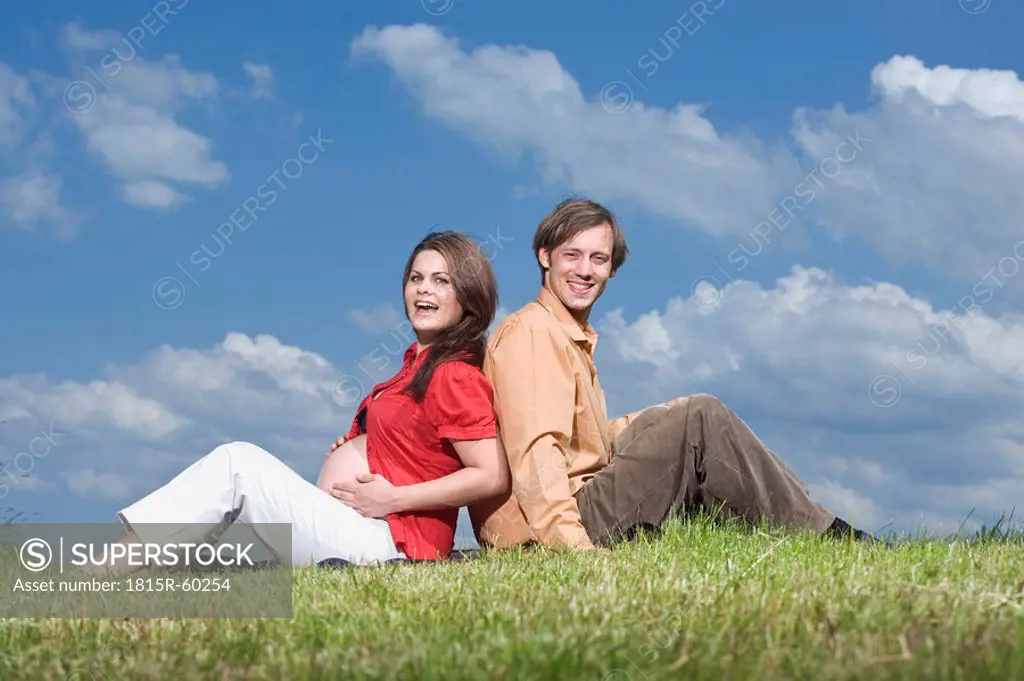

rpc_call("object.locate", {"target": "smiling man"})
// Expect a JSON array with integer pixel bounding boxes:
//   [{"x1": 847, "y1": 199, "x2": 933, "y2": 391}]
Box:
[{"x1": 469, "y1": 197, "x2": 874, "y2": 551}]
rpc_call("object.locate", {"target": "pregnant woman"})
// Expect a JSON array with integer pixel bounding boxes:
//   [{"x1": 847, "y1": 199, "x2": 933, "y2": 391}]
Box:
[{"x1": 89, "y1": 230, "x2": 509, "y2": 576}]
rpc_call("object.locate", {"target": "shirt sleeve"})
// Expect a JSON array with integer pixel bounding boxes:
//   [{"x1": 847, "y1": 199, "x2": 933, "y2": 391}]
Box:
[
  {"x1": 423, "y1": 362, "x2": 498, "y2": 441},
  {"x1": 486, "y1": 319, "x2": 596, "y2": 550}
]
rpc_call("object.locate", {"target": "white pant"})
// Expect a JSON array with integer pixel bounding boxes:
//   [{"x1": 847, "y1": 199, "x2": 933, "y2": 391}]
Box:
[{"x1": 118, "y1": 441, "x2": 405, "y2": 566}]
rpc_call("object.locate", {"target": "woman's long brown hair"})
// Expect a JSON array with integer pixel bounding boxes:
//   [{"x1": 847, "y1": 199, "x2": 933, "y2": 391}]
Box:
[{"x1": 401, "y1": 230, "x2": 499, "y2": 402}]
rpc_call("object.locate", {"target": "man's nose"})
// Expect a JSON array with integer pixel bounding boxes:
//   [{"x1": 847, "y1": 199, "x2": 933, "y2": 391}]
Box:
[{"x1": 576, "y1": 259, "x2": 594, "y2": 277}]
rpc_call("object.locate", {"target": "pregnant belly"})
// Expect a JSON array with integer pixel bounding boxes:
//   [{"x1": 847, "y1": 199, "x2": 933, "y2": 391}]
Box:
[{"x1": 316, "y1": 434, "x2": 371, "y2": 492}]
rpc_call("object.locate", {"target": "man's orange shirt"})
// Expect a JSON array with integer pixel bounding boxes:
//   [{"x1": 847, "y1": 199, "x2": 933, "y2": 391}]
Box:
[{"x1": 469, "y1": 287, "x2": 641, "y2": 550}]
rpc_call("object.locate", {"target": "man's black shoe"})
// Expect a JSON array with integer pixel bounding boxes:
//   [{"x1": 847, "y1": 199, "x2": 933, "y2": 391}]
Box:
[{"x1": 826, "y1": 516, "x2": 879, "y2": 543}]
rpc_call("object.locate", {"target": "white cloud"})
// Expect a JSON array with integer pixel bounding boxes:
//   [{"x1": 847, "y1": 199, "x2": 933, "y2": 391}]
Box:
[
  {"x1": 512, "y1": 185, "x2": 540, "y2": 199},
  {"x1": 242, "y1": 61, "x2": 275, "y2": 99},
  {"x1": 350, "y1": 27, "x2": 1024, "y2": 294},
  {"x1": 807, "y1": 481, "x2": 884, "y2": 531},
  {"x1": 0, "y1": 171, "x2": 76, "y2": 237},
  {"x1": 62, "y1": 22, "x2": 117, "y2": 51},
  {"x1": 595, "y1": 266, "x2": 1024, "y2": 535},
  {"x1": 62, "y1": 469, "x2": 131, "y2": 500},
  {"x1": 0, "y1": 375, "x2": 187, "y2": 439},
  {"x1": 0, "y1": 63, "x2": 34, "y2": 149},
  {"x1": 122, "y1": 180, "x2": 186, "y2": 208},
  {"x1": 791, "y1": 55, "x2": 1024, "y2": 286},
  {"x1": 0, "y1": 333, "x2": 342, "y2": 505},
  {"x1": 60, "y1": 23, "x2": 228, "y2": 209},
  {"x1": 348, "y1": 304, "x2": 406, "y2": 334},
  {"x1": 870, "y1": 55, "x2": 1024, "y2": 122},
  {"x1": 350, "y1": 24, "x2": 800, "y2": 238},
  {"x1": 0, "y1": 67, "x2": 77, "y2": 236}
]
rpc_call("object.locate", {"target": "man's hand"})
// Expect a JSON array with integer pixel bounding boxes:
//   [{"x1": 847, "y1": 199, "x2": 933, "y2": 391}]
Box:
[
  {"x1": 331, "y1": 473, "x2": 399, "y2": 518},
  {"x1": 326, "y1": 435, "x2": 348, "y2": 457}
]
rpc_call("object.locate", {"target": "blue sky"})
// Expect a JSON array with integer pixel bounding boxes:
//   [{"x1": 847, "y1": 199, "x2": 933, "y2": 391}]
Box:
[{"x1": 2, "y1": 0, "x2": 1023, "y2": 545}]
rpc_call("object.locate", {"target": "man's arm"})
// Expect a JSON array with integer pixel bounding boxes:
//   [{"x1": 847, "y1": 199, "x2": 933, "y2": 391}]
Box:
[
  {"x1": 607, "y1": 409, "x2": 647, "y2": 442},
  {"x1": 488, "y1": 320, "x2": 597, "y2": 550}
]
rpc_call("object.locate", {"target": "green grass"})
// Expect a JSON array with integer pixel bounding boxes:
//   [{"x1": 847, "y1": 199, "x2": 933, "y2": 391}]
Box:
[{"x1": 2, "y1": 514, "x2": 1023, "y2": 680}]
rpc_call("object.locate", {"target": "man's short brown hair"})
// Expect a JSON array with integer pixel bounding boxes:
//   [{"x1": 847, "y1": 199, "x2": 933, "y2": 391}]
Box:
[{"x1": 532, "y1": 197, "x2": 629, "y2": 283}]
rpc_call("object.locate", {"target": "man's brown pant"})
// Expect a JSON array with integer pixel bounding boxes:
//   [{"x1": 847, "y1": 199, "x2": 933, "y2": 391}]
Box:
[{"x1": 575, "y1": 394, "x2": 835, "y2": 546}]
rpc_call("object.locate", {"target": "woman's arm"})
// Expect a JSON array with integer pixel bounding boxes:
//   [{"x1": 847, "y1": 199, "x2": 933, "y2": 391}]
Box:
[
  {"x1": 330, "y1": 436, "x2": 510, "y2": 516},
  {"x1": 389, "y1": 436, "x2": 510, "y2": 513}
]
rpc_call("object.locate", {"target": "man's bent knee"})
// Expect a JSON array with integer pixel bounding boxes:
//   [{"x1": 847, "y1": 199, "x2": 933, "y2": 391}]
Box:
[{"x1": 682, "y1": 393, "x2": 727, "y2": 416}]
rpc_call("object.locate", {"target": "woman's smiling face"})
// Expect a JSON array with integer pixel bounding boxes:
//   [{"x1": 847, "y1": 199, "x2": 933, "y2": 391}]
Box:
[{"x1": 404, "y1": 249, "x2": 464, "y2": 344}]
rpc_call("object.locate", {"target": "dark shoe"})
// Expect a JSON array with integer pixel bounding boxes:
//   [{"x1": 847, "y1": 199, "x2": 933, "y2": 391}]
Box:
[
  {"x1": 825, "y1": 518, "x2": 898, "y2": 547},
  {"x1": 825, "y1": 517, "x2": 876, "y2": 543},
  {"x1": 317, "y1": 557, "x2": 355, "y2": 569}
]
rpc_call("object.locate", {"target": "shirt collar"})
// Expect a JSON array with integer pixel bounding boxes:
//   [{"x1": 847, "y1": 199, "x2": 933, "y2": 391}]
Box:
[
  {"x1": 535, "y1": 286, "x2": 599, "y2": 350},
  {"x1": 403, "y1": 343, "x2": 430, "y2": 367}
]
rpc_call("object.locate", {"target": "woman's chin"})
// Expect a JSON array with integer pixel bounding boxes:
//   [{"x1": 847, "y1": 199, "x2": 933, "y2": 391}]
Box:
[{"x1": 410, "y1": 325, "x2": 442, "y2": 344}]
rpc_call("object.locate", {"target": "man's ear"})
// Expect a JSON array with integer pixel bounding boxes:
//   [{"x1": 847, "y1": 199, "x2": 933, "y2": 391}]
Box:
[
  {"x1": 609, "y1": 267, "x2": 618, "y2": 279},
  {"x1": 537, "y1": 248, "x2": 551, "y2": 269}
]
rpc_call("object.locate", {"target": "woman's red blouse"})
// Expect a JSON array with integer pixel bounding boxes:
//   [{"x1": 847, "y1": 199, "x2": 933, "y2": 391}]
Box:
[{"x1": 345, "y1": 344, "x2": 497, "y2": 560}]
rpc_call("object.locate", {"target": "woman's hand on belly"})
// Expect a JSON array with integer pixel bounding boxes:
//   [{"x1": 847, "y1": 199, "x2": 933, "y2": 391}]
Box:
[{"x1": 316, "y1": 433, "x2": 370, "y2": 494}]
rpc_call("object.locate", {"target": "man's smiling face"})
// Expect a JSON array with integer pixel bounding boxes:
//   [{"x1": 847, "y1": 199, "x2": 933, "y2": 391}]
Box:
[{"x1": 539, "y1": 223, "x2": 615, "y2": 323}]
